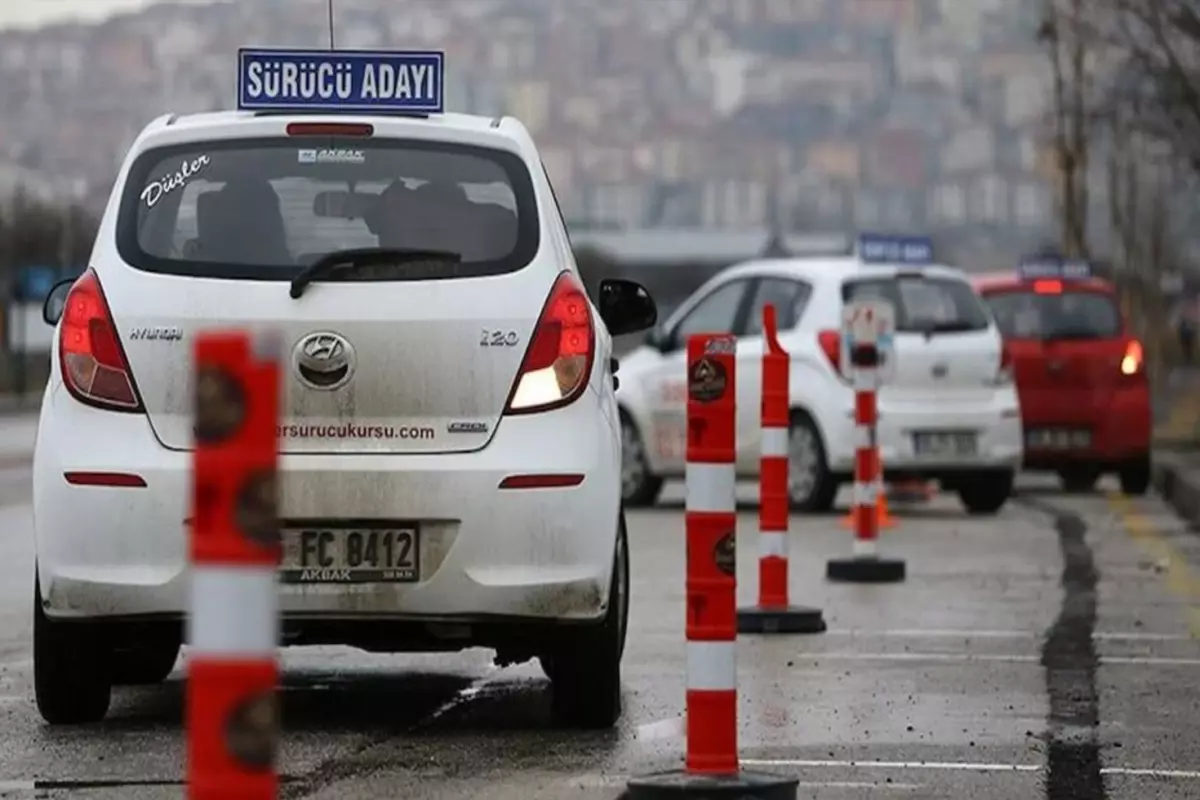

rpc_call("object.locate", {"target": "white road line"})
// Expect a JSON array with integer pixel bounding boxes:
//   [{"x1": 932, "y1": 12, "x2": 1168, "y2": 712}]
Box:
[
  {"x1": 821, "y1": 628, "x2": 1195, "y2": 642},
  {"x1": 740, "y1": 760, "x2": 1200, "y2": 780},
  {"x1": 791, "y1": 652, "x2": 1200, "y2": 667},
  {"x1": 742, "y1": 759, "x2": 1040, "y2": 773}
]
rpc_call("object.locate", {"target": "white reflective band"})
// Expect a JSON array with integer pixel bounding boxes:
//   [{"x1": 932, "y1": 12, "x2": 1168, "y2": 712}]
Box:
[
  {"x1": 760, "y1": 427, "x2": 789, "y2": 458},
  {"x1": 853, "y1": 370, "x2": 877, "y2": 392},
  {"x1": 686, "y1": 462, "x2": 736, "y2": 513},
  {"x1": 187, "y1": 566, "x2": 278, "y2": 657},
  {"x1": 686, "y1": 640, "x2": 737, "y2": 691},
  {"x1": 853, "y1": 481, "x2": 878, "y2": 506},
  {"x1": 854, "y1": 538, "x2": 879, "y2": 558},
  {"x1": 854, "y1": 425, "x2": 872, "y2": 448},
  {"x1": 760, "y1": 531, "x2": 787, "y2": 559}
]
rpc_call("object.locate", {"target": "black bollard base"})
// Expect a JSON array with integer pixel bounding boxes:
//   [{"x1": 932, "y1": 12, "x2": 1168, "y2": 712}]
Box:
[
  {"x1": 825, "y1": 557, "x2": 906, "y2": 583},
  {"x1": 736, "y1": 604, "x2": 826, "y2": 634},
  {"x1": 626, "y1": 769, "x2": 799, "y2": 799}
]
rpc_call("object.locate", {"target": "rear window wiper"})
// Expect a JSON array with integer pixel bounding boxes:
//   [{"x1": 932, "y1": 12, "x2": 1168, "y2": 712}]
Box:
[{"x1": 289, "y1": 247, "x2": 463, "y2": 299}]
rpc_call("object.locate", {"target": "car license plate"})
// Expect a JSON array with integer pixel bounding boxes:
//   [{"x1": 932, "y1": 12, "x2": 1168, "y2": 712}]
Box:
[
  {"x1": 1026, "y1": 427, "x2": 1090, "y2": 449},
  {"x1": 280, "y1": 526, "x2": 419, "y2": 584},
  {"x1": 913, "y1": 431, "x2": 977, "y2": 457}
]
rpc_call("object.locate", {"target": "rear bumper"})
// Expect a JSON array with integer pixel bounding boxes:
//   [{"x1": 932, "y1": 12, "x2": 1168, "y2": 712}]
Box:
[
  {"x1": 826, "y1": 390, "x2": 1023, "y2": 475},
  {"x1": 33, "y1": 385, "x2": 622, "y2": 626},
  {"x1": 1020, "y1": 384, "x2": 1151, "y2": 469}
]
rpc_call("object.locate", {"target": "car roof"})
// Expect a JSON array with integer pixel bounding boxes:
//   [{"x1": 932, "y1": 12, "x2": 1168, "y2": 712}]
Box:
[
  {"x1": 718, "y1": 256, "x2": 972, "y2": 285},
  {"x1": 130, "y1": 110, "x2": 530, "y2": 152},
  {"x1": 971, "y1": 269, "x2": 1116, "y2": 294}
]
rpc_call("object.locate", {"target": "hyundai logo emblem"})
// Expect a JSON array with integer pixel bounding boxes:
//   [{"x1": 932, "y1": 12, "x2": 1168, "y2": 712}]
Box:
[{"x1": 293, "y1": 331, "x2": 354, "y2": 390}]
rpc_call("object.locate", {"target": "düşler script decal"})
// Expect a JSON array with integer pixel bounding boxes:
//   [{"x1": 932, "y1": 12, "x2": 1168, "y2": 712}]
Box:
[{"x1": 141, "y1": 154, "x2": 211, "y2": 209}]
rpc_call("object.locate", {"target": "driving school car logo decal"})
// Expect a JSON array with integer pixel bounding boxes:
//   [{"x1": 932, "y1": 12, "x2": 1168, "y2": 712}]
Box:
[
  {"x1": 713, "y1": 531, "x2": 736, "y2": 576},
  {"x1": 688, "y1": 357, "x2": 727, "y2": 403},
  {"x1": 141, "y1": 154, "x2": 210, "y2": 208}
]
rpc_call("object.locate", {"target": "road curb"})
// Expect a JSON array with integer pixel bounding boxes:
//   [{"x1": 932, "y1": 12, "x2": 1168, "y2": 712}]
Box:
[{"x1": 1152, "y1": 450, "x2": 1200, "y2": 529}]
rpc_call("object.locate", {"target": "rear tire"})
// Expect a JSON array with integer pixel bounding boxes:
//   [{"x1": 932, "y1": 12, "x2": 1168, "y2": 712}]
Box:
[
  {"x1": 33, "y1": 576, "x2": 113, "y2": 724},
  {"x1": 1119, "y1": 454, "x2": 1151, "y2": 496},
  {"x1": 111, "y1": 640, "x2": 180, "y2": 686},
  {"x1": 1058, "y1": 466, "x2": 1100, "y2": 494},
  {"x1": 958, "y1": 469, "x2": 1014, "y2": 515},
  {"x1": 619, "y1": 412, "x2": 663, "y2": 507},
  {"x1": 788, "y1": 412, "x2": 838, "y2": 513},
  {"x1": 545, "y1": 511, "x2": 628, "y2": 729}
]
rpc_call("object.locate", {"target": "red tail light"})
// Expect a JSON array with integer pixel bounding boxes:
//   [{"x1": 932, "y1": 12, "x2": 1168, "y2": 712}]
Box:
[
  {"x1": 504, "y1": 272, "x2": 594, "y2": 414},
  {"x1": 817, "y1": 329, "x2": 841, "y2": 373},
  {"x1": 1033, "y1": 279, "x2": 1062, "y2": 294},
  {"x1": 1120, "y1": 338, "x2": 1144, "y2": 378},
  {"x1": 58, "y1": 269, "x2": 143, "y2": 412}
]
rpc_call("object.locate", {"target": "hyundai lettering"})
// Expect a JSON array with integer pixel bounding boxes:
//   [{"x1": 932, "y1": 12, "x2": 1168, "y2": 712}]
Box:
[
  {"x1": 31, "y1": 48, "x2": 657, "y2": 728},
  {"x1": 616, "y1": 233, "x2": 1022, "y2": 514},
  {"x1": 973, "y1": 257, "x2": 1151, "y2": 494}
]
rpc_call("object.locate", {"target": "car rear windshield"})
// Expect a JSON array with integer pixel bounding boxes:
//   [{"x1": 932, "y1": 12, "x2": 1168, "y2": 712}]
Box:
[
  {"x1": 982, "y1": 289, "x2": 1121, "y2": 339},
  {"x1": 841, "y1": 275, "x2": 991, "y2": 333},
  {"x1": 116, "y1": 137, "x2": 540, "y2": 280}
]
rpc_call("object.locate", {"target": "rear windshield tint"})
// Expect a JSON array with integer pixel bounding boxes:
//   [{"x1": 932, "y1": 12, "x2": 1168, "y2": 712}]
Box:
[
  {"x1": 116, "y1": 137, "x2": 540, "y2": 280},
  {"x1": 982, "y1": 289, "x2": 1121, "y2": 339},
  {"x1": 842, "y1": 275, "x2": 990, "y2": 333}
]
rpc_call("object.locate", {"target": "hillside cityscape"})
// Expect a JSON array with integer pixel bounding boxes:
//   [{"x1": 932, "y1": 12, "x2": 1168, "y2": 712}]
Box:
[{"x1": 0, "y1": 0, "x2": 1175, "y2": 266}]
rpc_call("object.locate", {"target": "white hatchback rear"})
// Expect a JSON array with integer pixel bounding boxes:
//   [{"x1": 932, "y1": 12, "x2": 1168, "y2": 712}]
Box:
[{"x1": 32, "y1": 103, "x2": 656, "y2": 727}]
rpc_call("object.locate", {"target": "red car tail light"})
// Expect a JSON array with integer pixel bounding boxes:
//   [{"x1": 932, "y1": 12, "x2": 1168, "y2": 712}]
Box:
[
  {"x1": 817, "y1": 329, "x2": 842, "y2": 374},
  {"x1": 286, "y1": 122, "x2": 374, "y2": 137},
  {"x1": 58, "y1": 269, "x2": 143, "y2": 412},
  {"x1": 504, "y1": 272, "x2": 594, "y2": 414},
  {"x1": 1120, "y1": 339, "x2": 1144, "y2": 377}
]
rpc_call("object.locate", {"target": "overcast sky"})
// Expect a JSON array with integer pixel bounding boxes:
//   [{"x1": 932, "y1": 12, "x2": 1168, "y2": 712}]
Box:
[{"x1": 0, "y1": 0, "x2": 211, "y2": 30}]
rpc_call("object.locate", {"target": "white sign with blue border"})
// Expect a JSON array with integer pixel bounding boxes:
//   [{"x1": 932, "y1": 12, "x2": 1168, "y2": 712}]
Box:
[
  {"x1": 1018, "y1": 256, "x2": 1091, "y2": 281},
  {"x1": 238, "y1": 48, "x2": 445, "y2": 113},
  {"x1": 858, "y1": 233, "x2": 934, "y2": 266},
  {"x1": 840, "y1": 299, "x2": 896, "y2": 383}
]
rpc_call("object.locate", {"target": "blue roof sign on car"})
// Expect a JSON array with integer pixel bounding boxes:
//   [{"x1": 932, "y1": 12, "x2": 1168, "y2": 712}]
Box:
[
  {"x1": 1018, "y1": 255, "x2": 1091, "y2": 281},
  {"x1": 857, "y1": 233, "x2": 934, "y2": 265},
  {"x1": 237, "y1": 48, "x2": 445, "y2": 114}
]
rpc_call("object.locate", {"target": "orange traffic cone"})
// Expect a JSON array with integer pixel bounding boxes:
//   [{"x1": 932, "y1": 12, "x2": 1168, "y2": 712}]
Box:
[{"x1": 840, "y1": 474, "x2": 897, "y2": 529}]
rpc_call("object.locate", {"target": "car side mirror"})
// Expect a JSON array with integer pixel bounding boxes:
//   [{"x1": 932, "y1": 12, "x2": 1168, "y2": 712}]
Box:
[
  {"x1": 598, "y1": 278, "x2": 657, "y2": 337},
  {"x1": 42, "y1": 278, "x2": 74, "y2": 326}
]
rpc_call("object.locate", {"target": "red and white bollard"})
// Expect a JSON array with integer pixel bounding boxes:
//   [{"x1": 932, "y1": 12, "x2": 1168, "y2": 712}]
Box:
[
  {"x1": 737, "y1": 304, "x2": 825, "y2": 634},
  {"x1": 187, "y1": 330, "x2": 282, "y2": 800},
  {"x1": 826, "y1": 336, "x2": 905, "y2": 583},
  {"x1": 628, "y1": 333, "x2": 797, "y2": 800}
]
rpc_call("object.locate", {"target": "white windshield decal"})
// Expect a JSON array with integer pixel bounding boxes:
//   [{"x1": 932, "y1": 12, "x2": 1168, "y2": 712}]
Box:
[{"x1": 141, "y1": 154, "x2": 211, "y2": 209}]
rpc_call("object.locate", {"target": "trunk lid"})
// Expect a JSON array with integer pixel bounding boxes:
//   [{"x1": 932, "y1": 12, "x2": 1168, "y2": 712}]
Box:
[
  {"x1": 102, "y1": 121, "x2": 550, "y2": 453},
  {"x1": 111, "y1": 269, "x2": 551, "y2": 453}
]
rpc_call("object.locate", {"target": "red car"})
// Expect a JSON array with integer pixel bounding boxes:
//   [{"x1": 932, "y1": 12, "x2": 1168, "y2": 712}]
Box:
[{"x1": 973, "y1": 261, "x2": 1150, "y2": 494}]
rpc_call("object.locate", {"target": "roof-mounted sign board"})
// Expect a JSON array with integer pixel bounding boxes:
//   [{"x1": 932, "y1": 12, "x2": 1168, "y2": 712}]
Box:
[
  {"x1": 857, "y1": 233, "x2": 934, "y2": 265},
  {"x1": 237, "y1": 48, "x2": 445, "y2": 113},
  {"x1": 1017, "y1": 256, "x2": 1091, "y2": 281}
]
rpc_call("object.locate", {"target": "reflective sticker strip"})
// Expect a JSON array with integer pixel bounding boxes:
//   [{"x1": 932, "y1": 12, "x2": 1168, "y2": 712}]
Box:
[
  {"x1": 760, "y1": 427, "x2": 789, "y2": 458},
  {"x1": 853, "y1": 480, "x2": 878, "y2": 507},
  {"x1": 686, "y1": 640, "x2": 737, "y2": 691},
  {"x1": 853, "y1": 368, "x2": 878, "y2": 392},
  {"x1": 853, "y1": 538, "x2": 879, "y2": 558},
  {"x1": 855, "y1": 424, "x2": 872, "y2": 449},
  {"x1": 686, "y1": 462, "x2": 736, "y2": 513},
  {"x1": 187, "y1": 566, "x2": 279, "y2": 657},
  {"x1": 759, "y1": 530, "x2": 787, "y2": 559}
]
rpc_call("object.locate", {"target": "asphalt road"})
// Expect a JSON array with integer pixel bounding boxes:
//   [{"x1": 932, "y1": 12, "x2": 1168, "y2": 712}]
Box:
[{"x1": 0, "y1": 418, "x2": 1198, "y2": 798}]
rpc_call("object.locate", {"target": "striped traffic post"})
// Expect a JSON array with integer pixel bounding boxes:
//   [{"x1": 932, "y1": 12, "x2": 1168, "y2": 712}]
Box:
[
  {"x1": 737, "y1": 304, "x2": 825, "y2": 634},
  {"x1": 826, "y1": 303, "x2": 905, "y2": 583},
  {"x1": 187, "y1": 330, "x2": 282, "y2": 800},
  {"x1": 628, "y1": 333, "x2": 797, "y2": 800}
]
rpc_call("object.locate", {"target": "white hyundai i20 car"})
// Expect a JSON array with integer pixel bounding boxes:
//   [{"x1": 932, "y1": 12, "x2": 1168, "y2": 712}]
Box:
[
  {"x1": 616, "y1": 241, "x2": 1022, "y2": 513},
  {"x1": 32, "y1": 50, "x2": 657, "y2": 728}
]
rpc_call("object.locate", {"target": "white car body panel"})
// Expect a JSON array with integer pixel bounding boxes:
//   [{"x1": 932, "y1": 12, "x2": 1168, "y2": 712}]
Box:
[
  {"x1": 34, "y1": 110, "x2": 623, "y2": 624},
  {"x1": 617, "y1": 257, "x2": 1023, "y2": 483}
]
